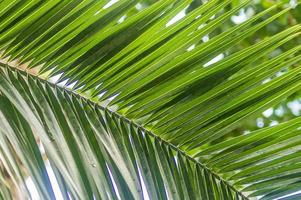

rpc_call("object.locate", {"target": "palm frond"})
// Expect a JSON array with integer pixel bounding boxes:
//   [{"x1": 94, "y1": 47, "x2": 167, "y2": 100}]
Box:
[
  {"x1": 0, "y1": 0, "x2": 300, "y2": 199},
  {"x1": 0, "y1": 65, "x2": 250, "y2": 199}
]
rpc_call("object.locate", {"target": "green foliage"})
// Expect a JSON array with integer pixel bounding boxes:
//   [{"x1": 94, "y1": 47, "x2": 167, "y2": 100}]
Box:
[{"x1": 0, "y1": 0, "x2": 300, "y2": 199}]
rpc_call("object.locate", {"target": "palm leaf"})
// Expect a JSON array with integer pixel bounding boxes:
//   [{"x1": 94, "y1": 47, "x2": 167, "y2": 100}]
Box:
[{"x1": 0, "y1": 0, "x2": 300, "y2": 199}]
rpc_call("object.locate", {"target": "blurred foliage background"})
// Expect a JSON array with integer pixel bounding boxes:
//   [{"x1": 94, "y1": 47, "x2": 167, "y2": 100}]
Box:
[
  {"x1": 184, "y1": 0, "x2": 301, "y2": 142},
  {"x1": 230, "y1": 0, "x2": 301, "y2": 140}
]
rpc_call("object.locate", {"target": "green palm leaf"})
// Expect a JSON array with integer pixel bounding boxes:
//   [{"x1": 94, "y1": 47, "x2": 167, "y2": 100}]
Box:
[{"x1": 0, "y1": 0, "x2": 301, "y2": 199}]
